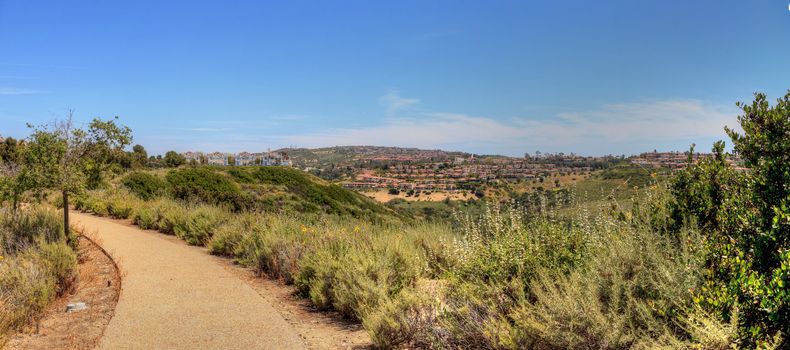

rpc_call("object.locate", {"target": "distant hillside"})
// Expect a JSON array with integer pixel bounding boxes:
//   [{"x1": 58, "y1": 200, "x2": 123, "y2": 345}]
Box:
[
  {"x1": 276, "y1": 146, "x2": 471, "y2": 167},
  {"x1": 121, "y1": 166, "x2": 401, "y2": 222}
]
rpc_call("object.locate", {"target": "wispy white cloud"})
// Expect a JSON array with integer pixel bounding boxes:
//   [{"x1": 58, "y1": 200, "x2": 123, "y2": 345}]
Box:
[
  {"x1": 0, "y1": 87, "x2": 45, "y2": 95},
  {"x1": 379, "y1": 91, "x2": 420, "y2": 114},
  {"x1": 280, "y1": 99, "x2": 739, "y2": 156}
]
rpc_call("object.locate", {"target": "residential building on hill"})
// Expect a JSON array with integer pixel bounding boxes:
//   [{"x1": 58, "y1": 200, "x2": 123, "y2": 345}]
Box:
[{"x1": 180, "y1": 151, "x2": 291, "y2": 167}]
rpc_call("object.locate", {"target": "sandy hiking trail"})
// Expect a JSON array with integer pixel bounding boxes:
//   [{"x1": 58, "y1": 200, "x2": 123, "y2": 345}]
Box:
[{"x1": 71, "y1": 211, "x2": 307, "y2": 350}]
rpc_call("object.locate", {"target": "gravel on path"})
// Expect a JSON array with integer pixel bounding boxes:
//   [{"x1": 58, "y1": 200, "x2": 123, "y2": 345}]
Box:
[{"x1": 72, "y1": 212, "x2": 307, "y2": 350}]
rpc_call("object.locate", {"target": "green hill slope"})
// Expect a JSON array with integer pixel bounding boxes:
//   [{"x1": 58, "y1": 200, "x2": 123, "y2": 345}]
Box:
[{"x1": 121, "y1": 166, "x2": 399, "y2": 221}]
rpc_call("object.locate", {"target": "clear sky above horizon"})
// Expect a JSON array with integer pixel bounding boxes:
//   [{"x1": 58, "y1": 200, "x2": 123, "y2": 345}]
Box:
[{"x1": 1, "y1": 0, "x2": 789, "y2": 156}]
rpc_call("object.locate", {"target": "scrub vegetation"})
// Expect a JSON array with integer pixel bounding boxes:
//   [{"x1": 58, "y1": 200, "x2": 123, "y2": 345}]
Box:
[
  {"x1": 0, "y1": 207, "x2": 77, "y2": 344},
  {"x1": 3, "y1": 91, "x2": 789, "y2": 348}
]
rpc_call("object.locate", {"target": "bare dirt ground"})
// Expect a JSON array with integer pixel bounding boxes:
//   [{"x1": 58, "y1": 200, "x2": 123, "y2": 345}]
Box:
[
  {"x1": 4, "y1": 236, "x2": 120, "y2": 350},
  {"x1": 364, "y1": 189, "x2": 473, "y2": 202},
  {"x1": 70, "y1": 212, "x2": 372, "y2": 350}
]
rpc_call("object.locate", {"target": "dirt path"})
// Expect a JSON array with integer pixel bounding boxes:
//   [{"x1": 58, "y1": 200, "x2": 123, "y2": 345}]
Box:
[{"x1": 71, "y1": 212, "x2": 308, "y2": 350}]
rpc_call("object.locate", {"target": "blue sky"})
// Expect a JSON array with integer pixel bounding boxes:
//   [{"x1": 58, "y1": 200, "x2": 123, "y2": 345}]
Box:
[{"x1": 1, "y1": 0, "x2": 789, "y2": 156}]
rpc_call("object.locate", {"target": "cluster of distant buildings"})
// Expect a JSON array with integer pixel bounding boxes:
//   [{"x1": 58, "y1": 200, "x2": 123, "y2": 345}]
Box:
[
  {"x1": 181, "y1": 151, "x2": 292, "y2": 166},
  {"x1": 630, "y1": 150, "x2": 743, "y2": 169}
]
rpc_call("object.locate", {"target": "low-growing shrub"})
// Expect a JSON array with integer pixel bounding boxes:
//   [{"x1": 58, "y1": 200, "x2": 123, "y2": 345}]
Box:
[
  {"x1": 0, "y1": 207, "x2": 65, "y2": 254},
  {"x1": 73, "y1": 193, "x2": 109, "y2": 216},
  {"x1": 0, "y1": 208, "x2": 77, "y2": 340},
  {"x1": 121, "y1": 172, "x2": 168, "y2": 200},
  {"x1": 208, "y1": 213, "x2": 257, "y2": 256},
  {"x1": 166, "y1": 168, "x2": 252, "y2": 211},
  {"x1": 173, "y1": 205, "x2": 229, "y2": 245}
]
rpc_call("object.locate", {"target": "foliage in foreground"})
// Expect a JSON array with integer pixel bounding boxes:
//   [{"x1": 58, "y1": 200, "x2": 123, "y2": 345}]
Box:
[
  {"x1": 68, "y1": 91, "x2": 790, "y2": 348},
  {"x1": 79, "y1": 184, "x2": 735, "y2": 349},
  {"x1": 0, "y1": 207, "x2": 77, "y2": 342},
  {"x1": 671, "y1": 92, "x2": 790, "y2": 347}
]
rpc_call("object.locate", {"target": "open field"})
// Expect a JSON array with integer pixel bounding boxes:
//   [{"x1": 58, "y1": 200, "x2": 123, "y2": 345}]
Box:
[{"x1": 363, "y1": 189, "x2": 474, "y2": 202}]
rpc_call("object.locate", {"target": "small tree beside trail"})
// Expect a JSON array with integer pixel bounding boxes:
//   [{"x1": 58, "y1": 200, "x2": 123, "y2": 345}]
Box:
[
  {"x1": 83, "y1": 117, "x2": 133, "y2": 188},
  {"x1": 23, "y1": 112, "x2": 132, "y2": 245}
]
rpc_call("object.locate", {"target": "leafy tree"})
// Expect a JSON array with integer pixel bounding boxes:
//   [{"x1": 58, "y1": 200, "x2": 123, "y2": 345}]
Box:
[
  {"x1": 81, "y1": 116, "x2": 132, "y2": 188},
  {"x1": 131, "y1": 144, "x2": 148, "y2": 168},
  {"x1": 163, "y1": 150, "x2": 186, "y2": 167},
  {"x1": 24, "y1": 113, "x2": 132, "y2": 244},
  {"x1": 0, "y1": 136, "x2": 28, "y2": 210},
  {"x1": 0, "y1": 136, "x2": 21, "y2": 162},
  {"x1": 672, "y1": 92, "x2": 790, "y2": 347},
  {"x1": 0, "y1": 157, "x2": 30, "y2": 211}
]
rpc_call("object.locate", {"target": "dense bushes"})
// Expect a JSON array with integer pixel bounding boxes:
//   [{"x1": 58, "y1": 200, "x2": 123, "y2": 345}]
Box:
[
  {"x1": 121, "y1": 172, "x2": 167, "y2": 200},
  {"x1": 228, "y1": 167, "x2": 392, "y2": 218},
  {"x1": 113, "y1": 167, "x2": 398, "y2": 220},
  {"x1": 73, "y1": 189, "x2": 143, "y2": 220},
  {"x1": 361, "y1": 194, "x2": 732, "y2": 349},
  {"x1": 670, "y1": 92, "x2": 790, "y2": 347},
  {"x1": 0, "y1": 207, "x2": 77, "y2": 342},
  {"x1": 166, "y1": 168, "x2": 253, "y2": 211}
]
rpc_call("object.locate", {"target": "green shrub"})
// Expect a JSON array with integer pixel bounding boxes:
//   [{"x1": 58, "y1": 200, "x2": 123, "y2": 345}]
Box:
[
  {"x1": 208, "y1": 213, "x2": 257, "y2": 256},
  {"x1": 372, "y1": 195, "x2": 721, "y2": 349},
  {"x1": 363, "y1": 288, "x2": 441, "y2": 349},
  {"x1": 133, "y1": 205, "x2": 159, "y2": 230},
  {"x1": 76, "y1": 195, "x2": 109, "y2": 216},
  {"x1": 227, "y1": 167, "x2": 390, "y2": 218},
  {"x1": 121, "y1": 172, "x2": 168, "y2": 200},
  {"x1": 106, "y1": 191, "x2": 142, "y2": 219},
  {"x1": 166, "y1": 168, "x2": 252, "y2": 211},
  {"x1": 157, "y1": 201, "x2": 188, "y2": 235},
  {"x1": 0, "y1": 208, "x2": 77, "y2": 340},
  {"x1": 0, "y1": 207, "x2": 64, "y2": 254},
  {"x1": 510, "y1": 227, "x2": 703, "y2": 349},
  {"x1": 670, "y1": 92, "x2": 790, "y2": 347},
  {"x1": 174, "y1": 205, "x2": 229, "y2": 245}
]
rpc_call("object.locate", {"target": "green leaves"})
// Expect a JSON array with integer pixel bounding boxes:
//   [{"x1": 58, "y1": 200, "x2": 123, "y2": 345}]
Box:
[{"x1": 673, "y1": 91, "x2": 790, "y2": 347}]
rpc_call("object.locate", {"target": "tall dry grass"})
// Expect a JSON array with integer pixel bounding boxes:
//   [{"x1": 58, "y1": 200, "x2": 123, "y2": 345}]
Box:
[
  {"x1": 0, "y1": 207, "x2": 77, "y2": 343},
  {"x1": 76, "y1": 185, "x2": 736, "y2": 349}
]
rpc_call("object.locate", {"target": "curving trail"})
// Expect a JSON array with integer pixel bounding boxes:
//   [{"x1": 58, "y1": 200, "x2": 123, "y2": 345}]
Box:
[{"x1": 71, "y1": 212, "x2": 307, "y2": 350}]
